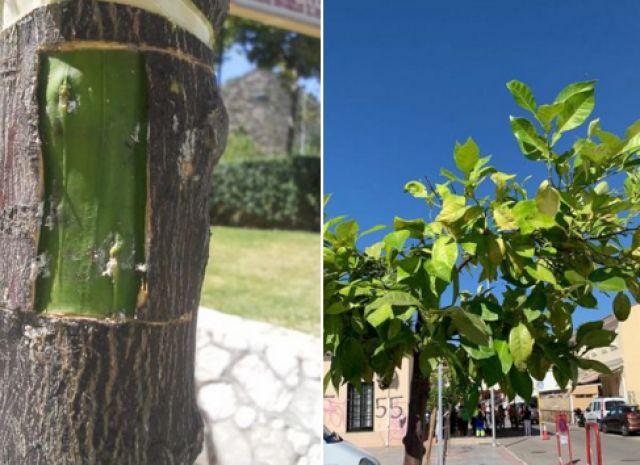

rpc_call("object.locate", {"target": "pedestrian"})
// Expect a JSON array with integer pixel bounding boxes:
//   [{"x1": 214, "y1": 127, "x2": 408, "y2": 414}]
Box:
[
  {"x1": 498, "y1": 404, "x2": 505, "y2": 429},
  {"x1": 474, "y1": 410, "x2": 486, "y2": 437},
  {"x1": 523, "y1": 406, "x2": 532, "y2": 436}
]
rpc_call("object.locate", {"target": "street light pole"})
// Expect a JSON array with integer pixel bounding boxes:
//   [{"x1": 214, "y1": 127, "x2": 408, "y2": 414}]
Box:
[
  {"x1": 437, "y1": 362, "x2": 444, "y2": 465},
  {"x1": 491, "y1": 387, "x2": 496, "y2": 447}
]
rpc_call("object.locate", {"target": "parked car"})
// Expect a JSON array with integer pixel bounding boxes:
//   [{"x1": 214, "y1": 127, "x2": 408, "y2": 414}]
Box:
[
  {"x1": 601, "y1": 405, "x2": 640, "y2": 436},
  {"x1": 323, "y1": 427, "x2": 380, "y2": 465},
  {"x1": 584, "y1": 397, "x2": 625, "y2": 423}
]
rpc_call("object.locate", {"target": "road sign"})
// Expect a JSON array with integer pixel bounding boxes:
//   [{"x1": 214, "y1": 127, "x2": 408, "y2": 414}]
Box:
[
  {"x1": 555, "y1": 413, "x2": 573, "y2": 465},
  {"x1": 586, "y1": 422, "x2": 603, "y2": 465}
]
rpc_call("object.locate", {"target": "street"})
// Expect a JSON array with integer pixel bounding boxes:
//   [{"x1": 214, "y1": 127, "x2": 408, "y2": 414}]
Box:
[
  {"x1": 365, "y1": 424, "x2": 640, "y2": 465},
  {"x1": 503, "y1": 423, "x2": 640, "y2": 465}
]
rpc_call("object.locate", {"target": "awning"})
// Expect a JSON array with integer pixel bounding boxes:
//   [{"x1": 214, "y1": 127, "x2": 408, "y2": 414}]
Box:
[
  {"x1": 572, "y1": 383, "x2": 599, "y2": 395},
  {"x1": 577, "y1": 357, "x2": 623, "y2": 385},
  {"x1": 231, "y1": 0, "x2": 320, "y2": 37}
]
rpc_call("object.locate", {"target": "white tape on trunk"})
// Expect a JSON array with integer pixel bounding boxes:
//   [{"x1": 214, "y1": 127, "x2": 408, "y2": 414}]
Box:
[{"x1": 0, "y1": 0, "x2": 214, "y2": 48}]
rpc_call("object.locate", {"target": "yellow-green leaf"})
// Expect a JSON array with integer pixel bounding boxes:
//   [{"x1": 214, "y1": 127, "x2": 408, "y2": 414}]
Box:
[
  {"x1": 507, "y1": 80, "x2": 536, "y2": 114},
  {"x1": 535, "y1": 180, "x2": 560, "y2": 217},
  {"x1": 509, "y1": 323, "x2": 534, "y2": 371},
  {"x1": 454, "y1": 137, "x2": 480, "y2": 176}
]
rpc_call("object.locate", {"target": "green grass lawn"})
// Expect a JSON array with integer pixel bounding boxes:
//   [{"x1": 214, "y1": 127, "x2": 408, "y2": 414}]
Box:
[{"x1": 200, "y1": 226, "x2": 320, "y2": 334}]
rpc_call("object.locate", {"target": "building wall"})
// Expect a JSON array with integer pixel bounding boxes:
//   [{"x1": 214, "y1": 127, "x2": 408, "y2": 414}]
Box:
[
  {"x1": 539, "y1": 391, "x2": 571, "y2": 422},
  {"x1": 619, "y1": 305, "x2": 640, "y2": 404},
  {"x1": 323, "y1": 357, "x2": 412, "y2": 448}
]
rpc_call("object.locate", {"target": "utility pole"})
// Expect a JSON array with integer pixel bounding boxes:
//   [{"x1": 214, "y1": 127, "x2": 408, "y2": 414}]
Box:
[
  {"x1": 437, "y1": 362, "x2": 444, "y2": 465},
  {"x1": 491, "y1": 387, "x2": 496, "y2": 447}
]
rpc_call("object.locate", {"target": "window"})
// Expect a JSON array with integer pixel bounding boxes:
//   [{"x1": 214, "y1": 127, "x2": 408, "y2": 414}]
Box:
[{"x1": 347, "y1": 383, "x2": 374, "y2": 432}]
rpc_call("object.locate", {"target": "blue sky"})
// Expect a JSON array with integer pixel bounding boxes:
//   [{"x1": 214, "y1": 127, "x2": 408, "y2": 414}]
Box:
[{"x1": 324, "y1": 0, "x2": 640, "y2": 325}]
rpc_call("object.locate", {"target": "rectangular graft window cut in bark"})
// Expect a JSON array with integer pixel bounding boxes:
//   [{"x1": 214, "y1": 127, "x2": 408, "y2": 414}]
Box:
[{"x1": 36, "y1": 50, "x2": 148, "y2": 318}]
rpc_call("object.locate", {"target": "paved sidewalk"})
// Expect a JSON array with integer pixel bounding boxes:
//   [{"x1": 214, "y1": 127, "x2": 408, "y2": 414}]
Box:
[
  {"x1": 367, "y1": 441, "x2": 525, "y2": 465},
  {"x1": 194, "y1": 308, "x2": 322, "y2": 465}
]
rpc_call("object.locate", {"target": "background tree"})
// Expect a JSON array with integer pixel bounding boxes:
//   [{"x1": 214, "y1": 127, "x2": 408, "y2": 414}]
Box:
[
  {"x1": 324, "y1": 79, "x2": 640, "y2": 465},
  {"x1": 0, "y1": 1, "x2": 227, "y2": 463},
  {"x1": 222, "y1": 17, "x2": 320, "y2": 155}
]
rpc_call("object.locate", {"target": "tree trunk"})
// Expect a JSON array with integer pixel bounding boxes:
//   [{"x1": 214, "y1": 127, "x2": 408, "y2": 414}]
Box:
[
  {"x1": 423, "y1": 407, "x2": 437, "y2": 465},
  {"x1": 402, "y1": 353, "x2": 431, "y2": 465},
  {"x1": 286, "y1": 81, "x2": 301, "y2": 156},
  {"x1": 0, "y1": 1, "x2": 228, "y2": 464}
]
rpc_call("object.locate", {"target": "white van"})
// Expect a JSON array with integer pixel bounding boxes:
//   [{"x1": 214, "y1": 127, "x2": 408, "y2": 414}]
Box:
[{"x1": 584, "y1": 398, "x2": 625, "y2": 423}]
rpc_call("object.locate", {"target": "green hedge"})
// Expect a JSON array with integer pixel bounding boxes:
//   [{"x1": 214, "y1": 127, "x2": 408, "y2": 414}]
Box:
[{"x1": 209, "y1": 156, "x2": 320, "y2": 231}]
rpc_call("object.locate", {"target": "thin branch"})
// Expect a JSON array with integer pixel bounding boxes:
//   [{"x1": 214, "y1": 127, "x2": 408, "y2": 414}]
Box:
[{"x1": 456, "y1": 255, "x2": 473, "y2": 273}]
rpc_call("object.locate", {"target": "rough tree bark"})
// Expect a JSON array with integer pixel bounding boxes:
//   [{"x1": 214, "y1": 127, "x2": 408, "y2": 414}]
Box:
[
  {"x1": 402, "y1": 353, "x2": 431, "y2": 465},
  {"x1": 0, "y1": 1, "x2": 228, "y2": 464}
]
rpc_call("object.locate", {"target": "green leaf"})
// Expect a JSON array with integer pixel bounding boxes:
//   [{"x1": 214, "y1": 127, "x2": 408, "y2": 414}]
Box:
[
  {"x1": 323, "y1": 194, "x2": 332, "y2": 208},
  {"x1": 576, "y1": 321, "x2": 604, "y2": 347},
  {"x1": 579, "y1": 329, "x2": 617, "y2": 350},
  {"x1": 509, "y1": 323, "x2": 534, "y2": 371},
  {"x1": 555, "y1": 80, "x2": 597, "y2": 104},
  {"x1": 462, "y1": 344, "x2": 495, "y2": 360},
  {"x1": 577, "y1": 358, "x2": 612, "y2": 375},
  {"x1": 384, "y1": 230, "x2": 410, "y2": 254},
  {"x1": 553, "y1": 365, "x2": 570, "y2": 390},
  {"x1": 449, "y1": 307, "x2": 491, "y2": 346},
  {"x1": 578, "y1": 358, "x2": 613, "y2": 375},
  {"x1": 419, "y1": 347, "x2": 439, "y2": 377},
  {"x1": 507, "y1": 80, "x2": 536, "y2": 114},
  {"x1": 464, "y1": 388, "x2": 479, "y2": 418},
  {"x1": 405, "y1": 180, "x2": 430, "y2": 199},
  {"x1": 528, "y1": 348, "x2": 551, "y2": 381},
  {"x1": 536, "y1": 103, "x2": 564, "y2": 133},
  {"x1": 365, "y1": 241, "x2": 384, "y2": 258},
  {"x1": 394, "y1": 217, "x2": 426, "y2": 239},
  {"x1": 336, "y1": 219, "x2": 359, "y2": 242},
  {"x1": 454, "y1": 137, "x2": 480, "y2": 176},
  {"x1": 493, "y1": 205, "x2": 518, "y2": 230},
  {"x1": 525, "y1": 263, "x2": 557, "y2": 285},
  {"x1": 493, "y1": 339, "x2": 513, "y2": 374},
  {"x1": 431, "y1": 236, "x2": 459, "y2": 282},
  {"x1": 510, "y1": 116, "x2": 549, "y2": 158},
  {"x1": 589, "y1": 268, "x2": 627, "y2": 292},
  {"x1": 340, "y1": 338, "x2": 366, "y2": 381},
  {"x1": 366, "y1": 304, "x2": 394, "y2": 328},
  {"x1": 510, "y1": 368, "x2": 533, "y2": 401},
  {"x1": 535, "y1": 180, "x2": 560, "y2": 217},
  {"x1": 613, "y1": 292, "x2": 631, "y2": 321},
  {"x1": 555, "y1": 88, "x2": 595, "y2": 138},
  {"x1": 436, "y1": 191, "x2": 467, "y2": 224},
  {"x1": 480, "y1": 356, "x2": 504, "y2": 387},
  {"x1": 524, "y1": 308, "x2": 542, "y2": 322},
  {"x1": 564, "y1": 270, "x2": 587, "y2": 285},
  {"x1": 388, "y1": 319, "x2": 402, "y2": 339},
  {"x1": 366, "y1": 291, "x2": 423, "y2": 312},
  {"x1": 325, "y1": 301, "x2": 349, "y2": 315}
]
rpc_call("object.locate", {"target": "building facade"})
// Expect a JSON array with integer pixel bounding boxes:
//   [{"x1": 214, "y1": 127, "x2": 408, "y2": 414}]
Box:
[
  {"x1": 323, "y1": 357, "x2": 412, "y2": 448},
  {"x1": 537, "y1": 307, "x2": 640, "y2": 421}
]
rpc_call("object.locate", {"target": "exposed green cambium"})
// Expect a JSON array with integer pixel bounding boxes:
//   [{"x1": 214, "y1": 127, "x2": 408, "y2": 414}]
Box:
[{"x1": 36, "y1": 50, "x2": 148, "y2": 317}]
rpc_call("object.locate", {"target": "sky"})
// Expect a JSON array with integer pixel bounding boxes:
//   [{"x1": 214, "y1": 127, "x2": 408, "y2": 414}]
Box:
[
  {"x1": 220, "y1": 45, "x2": 320, "y2": 96},
  {"x1": 324, "y1": 0, "x2": 640, "y2": 325}
]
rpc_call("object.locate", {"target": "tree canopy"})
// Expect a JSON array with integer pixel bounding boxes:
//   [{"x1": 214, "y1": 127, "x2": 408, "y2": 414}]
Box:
[
  {"x1": 324, "y1": 79, "x2": 640, "y2": 423},
  {"x1": 222, "y1": 17, "x2": 320, "y2": 81}
]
